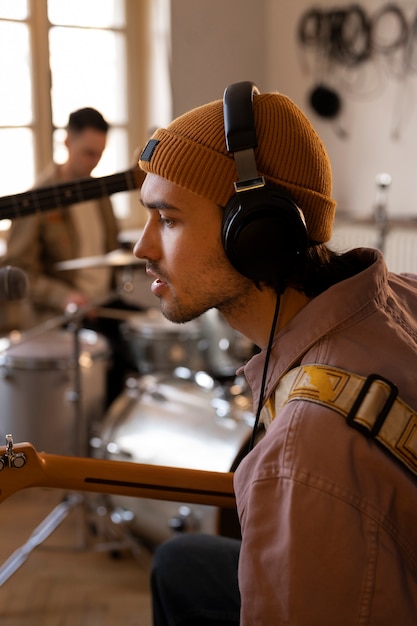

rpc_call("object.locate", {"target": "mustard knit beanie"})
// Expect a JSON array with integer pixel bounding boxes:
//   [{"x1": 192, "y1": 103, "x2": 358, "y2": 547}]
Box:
[{"x1": 139, "y1": 91, "x2": 336, "y2": 242}]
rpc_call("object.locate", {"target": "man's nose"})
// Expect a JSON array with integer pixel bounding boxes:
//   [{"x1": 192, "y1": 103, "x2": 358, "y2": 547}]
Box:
[
  {"x1": 133, "y1": 237, "x2": 144, "y2": 258},
  {"x1": 134, "y1": 223, "x2": 154, "y2": 260}
]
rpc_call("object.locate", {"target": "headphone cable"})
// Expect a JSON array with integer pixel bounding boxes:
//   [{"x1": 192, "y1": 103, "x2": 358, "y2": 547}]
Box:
[{"x1": 248, "y1": 293, "x2": 280, "y2": 452}]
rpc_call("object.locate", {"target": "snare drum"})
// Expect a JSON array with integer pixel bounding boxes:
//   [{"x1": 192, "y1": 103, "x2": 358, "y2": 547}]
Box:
[
  {"x1": 92, "y1": 371, "x2": 254, "y2": 546},
  {"x1": 0, "y1": 328, "x2": 110, "y2": 456},
  {"x1": 120, "y1": 308, "x2": 207, "y2": 375}
]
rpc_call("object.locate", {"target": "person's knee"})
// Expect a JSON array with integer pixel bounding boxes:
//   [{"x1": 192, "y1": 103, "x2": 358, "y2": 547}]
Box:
[
  {"x1": 152, "y1": 535, "x2": 187, "y2": 579},
  {"x1": 152, "y1": 534, "x2": 212, "y2": 582},
  {"x1": 152, "y1": 533, "x2": 241, "y2": 588},
  {"x1": 151, "y1": 534, "x2": 241, "y2": 626}
]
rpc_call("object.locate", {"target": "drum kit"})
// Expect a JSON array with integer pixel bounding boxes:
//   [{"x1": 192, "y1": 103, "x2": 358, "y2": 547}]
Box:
[{"x1": 0, "y1": 243, "x2": 256, "y2": 578}]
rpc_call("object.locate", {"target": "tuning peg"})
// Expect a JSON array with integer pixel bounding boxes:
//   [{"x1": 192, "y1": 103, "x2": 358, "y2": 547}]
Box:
[
  {"x1": 1, "y1": 434, "x2": 27, "y2": 469},
  {"x1": 11, "y1": 453, "x2": 26, "y2": 469}
]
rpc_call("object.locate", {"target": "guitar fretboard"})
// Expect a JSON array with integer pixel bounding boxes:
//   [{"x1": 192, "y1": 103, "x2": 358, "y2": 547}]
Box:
[{"x1": 0, "y1": 168, "x2": 142, "y2": 221}]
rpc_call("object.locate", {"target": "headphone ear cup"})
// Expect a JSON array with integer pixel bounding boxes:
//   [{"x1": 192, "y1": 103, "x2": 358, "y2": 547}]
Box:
[{"x1": 222, "y1": 187, "x2": 308, "y2": 284}]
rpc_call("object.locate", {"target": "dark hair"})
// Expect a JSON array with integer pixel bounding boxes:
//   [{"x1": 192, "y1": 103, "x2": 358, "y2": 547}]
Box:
[
  {"x1": 236, "y1": 182, "x2": 357, "y2": 296},
  {"x1": 67, "y1": 107, "x2": 109, "y2": 133},
  {"x1": 264, "y1": 243, "x2": 364, "y2": 297}
]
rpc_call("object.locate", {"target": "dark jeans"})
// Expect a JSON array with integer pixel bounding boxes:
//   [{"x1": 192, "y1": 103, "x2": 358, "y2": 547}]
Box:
[{"x1": 151, "y1": 533, "x2": 241, "y2": 626}]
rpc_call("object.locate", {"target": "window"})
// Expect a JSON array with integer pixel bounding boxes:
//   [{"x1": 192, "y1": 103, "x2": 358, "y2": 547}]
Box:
[
  {"x1": 0, "y1": 0, "x2": 162, "y2": 240},
  {"x1": 47, "y1": 0, "x2": 128, "y2": 182},
  {"x1": 0, "y1": 2, "x2": 34, "y2": 202}
]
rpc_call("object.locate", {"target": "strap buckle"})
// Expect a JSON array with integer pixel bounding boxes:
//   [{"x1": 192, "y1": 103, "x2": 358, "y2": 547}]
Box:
[{"x1": 346, "y1": 373, "x2": 398, "y2": 438}]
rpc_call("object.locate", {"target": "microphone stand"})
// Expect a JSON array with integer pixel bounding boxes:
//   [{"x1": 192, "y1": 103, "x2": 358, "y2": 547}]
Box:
[
  {"x1": 374, "y1": 173, "x2": 391, "y2": 253},
  {"x1": 66, "y1": 314, "x2": 85, "y2": 458}
]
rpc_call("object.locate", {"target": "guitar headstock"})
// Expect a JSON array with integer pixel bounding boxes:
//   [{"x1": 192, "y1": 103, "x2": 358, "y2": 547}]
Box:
[{"x1": 0, "y1": 436, "x2": 44, "y2": 503}]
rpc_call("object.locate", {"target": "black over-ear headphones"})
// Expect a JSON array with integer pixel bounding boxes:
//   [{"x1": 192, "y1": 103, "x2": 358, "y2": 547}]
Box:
[{"x1": 221, "y1": 81, "x2": 309, "y2": 285}]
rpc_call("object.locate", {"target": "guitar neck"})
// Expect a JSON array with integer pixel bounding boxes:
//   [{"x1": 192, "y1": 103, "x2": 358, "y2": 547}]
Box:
[
  {"x1": 0, "y1": 167, "x2": 145, "y2": 221},
  {"x1": 0, "y1": 442, "x2": 236, "y2": 509}
]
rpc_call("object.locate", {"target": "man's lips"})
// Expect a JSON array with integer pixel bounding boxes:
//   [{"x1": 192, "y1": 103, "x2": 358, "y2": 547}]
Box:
[
  {"x1": 146, "y1": 265, "x2": 168, "y2": 294},
  {"x1": 151, "y1": 277, "x2": 168, "y2": 296}
]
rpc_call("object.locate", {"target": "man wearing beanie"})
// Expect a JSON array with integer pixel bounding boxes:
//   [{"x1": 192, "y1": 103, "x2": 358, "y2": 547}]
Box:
[{"x1": 134, "y1": 82, "x2": 417, "y2": 625}]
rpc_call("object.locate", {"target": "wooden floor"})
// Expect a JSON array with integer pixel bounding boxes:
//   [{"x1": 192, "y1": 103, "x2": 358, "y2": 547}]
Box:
[{"x1": 0, "y1": 487, "x2": 153, "y2": 626}]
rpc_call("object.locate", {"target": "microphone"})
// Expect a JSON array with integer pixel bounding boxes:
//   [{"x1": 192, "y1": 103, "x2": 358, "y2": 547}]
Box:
[{"x1": 0, "y1": 266, "x2": 28, "y2": 301}]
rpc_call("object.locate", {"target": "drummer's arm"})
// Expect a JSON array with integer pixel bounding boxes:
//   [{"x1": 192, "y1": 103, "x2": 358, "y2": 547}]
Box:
[
  {"x1": 63, "y1": 290, "x2": 92, "y2": 314},
  {"x1": 3, "y1": 214, "x2": 39, "y2": 272}
]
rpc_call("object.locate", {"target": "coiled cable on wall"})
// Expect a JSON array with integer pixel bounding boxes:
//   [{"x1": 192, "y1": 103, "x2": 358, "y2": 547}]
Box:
[
  {"x1": 298, "y1": 3, "x2": 416, "y2": 122},
  {"x1": 371, "y1": 4, "x2": 408, "y2": 55},
  {"x1": 298, "y1": 3, "x2": 413, "y2": 74},
  {"x1": 298, "y1": 5, "x2": 372, "y2": 67}
]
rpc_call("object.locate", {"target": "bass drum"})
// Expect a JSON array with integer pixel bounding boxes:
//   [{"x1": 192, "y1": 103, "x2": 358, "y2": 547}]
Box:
[{"x1": 92, "y1": 370, "x2": 254, "y2": 547}]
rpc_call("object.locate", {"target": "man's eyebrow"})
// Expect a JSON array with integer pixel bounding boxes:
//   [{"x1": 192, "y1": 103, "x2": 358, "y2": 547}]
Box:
[{"x1": 140, "y1": 198, "x2": 180, "y2": 211}]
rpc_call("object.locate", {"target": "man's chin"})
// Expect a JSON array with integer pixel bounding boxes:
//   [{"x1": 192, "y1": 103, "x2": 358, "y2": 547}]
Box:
[{"x1": 160, "y1": 302, "x2": 202, "y2": 325}]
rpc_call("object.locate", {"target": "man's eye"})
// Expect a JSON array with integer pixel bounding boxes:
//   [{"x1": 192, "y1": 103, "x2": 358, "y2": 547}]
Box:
[{"x1": 158, "y1": 213, "x2": 174, "y2": 227}]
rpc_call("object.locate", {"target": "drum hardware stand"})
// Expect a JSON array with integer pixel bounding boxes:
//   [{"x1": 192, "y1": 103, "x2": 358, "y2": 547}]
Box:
[
  {"x1": 373, "y1": 172, "x2": 391, "y2": 253},
  {"x1": 0, "y1": 310, "x2": 148, "y2": 587}
]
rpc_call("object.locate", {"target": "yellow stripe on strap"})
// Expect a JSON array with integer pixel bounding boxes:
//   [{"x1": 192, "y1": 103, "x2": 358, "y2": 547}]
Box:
[{"x1": 275, "y1": 364, "x2": 417, "y2": 479}]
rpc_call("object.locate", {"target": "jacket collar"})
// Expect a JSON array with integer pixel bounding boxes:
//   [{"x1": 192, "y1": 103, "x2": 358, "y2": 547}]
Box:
[{"x1": 242, "y1": 248, "x2": 387, "y2": 410}]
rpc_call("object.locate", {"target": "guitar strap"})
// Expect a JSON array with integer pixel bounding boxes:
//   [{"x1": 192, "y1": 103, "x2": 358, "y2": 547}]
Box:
[{"x1": 273, "y1": 364, "x2": 417, "y2": 479}]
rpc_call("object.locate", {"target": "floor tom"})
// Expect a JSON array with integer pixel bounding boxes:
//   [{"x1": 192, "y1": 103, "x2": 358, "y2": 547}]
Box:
[{"x1": 0, "y1": 328, "x2": 110, "y2": 455}]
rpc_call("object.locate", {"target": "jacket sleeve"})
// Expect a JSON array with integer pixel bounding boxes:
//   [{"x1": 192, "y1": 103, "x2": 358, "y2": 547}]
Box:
[
  {"x1": 3, "y1": 196, "x2": 120, "y2": 311},
  {"x1": 4, "y1": 213, "x2": 76, "y2": 310},
  {"x1": 234, "y1": 401, "x2": 417, "y2": 625}
]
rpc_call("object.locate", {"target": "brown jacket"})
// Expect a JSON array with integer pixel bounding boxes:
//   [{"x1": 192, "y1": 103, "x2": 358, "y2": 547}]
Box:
[
  {"x1": 235, "y1": 249, "x2": 417, "y2": 625},
  {"x1": 3, "y1": 164, "x2": 119, "y2": 314}
]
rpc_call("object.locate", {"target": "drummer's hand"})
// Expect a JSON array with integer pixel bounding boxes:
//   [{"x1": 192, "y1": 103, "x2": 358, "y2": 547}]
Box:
[{"x1": 63, "y1": 291, "x2": 93, "y2": 316}]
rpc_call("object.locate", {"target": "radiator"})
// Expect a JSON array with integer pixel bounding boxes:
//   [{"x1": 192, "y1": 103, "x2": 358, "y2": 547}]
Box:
[{"x1": 331, "y1": 221, "x2": 417, "y2": 274}]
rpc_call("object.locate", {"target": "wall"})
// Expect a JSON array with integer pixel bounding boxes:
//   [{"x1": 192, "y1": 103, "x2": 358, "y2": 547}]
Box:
[
  {"x1": 170, "y1": 0, "x2": 268, "y2": 115},
  {"x1": 170, "y1": 0, "x2": 417, "y2": 220}
]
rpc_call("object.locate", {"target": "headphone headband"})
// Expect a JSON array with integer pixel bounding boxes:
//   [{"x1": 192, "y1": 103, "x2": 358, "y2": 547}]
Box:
[
  {"x1": 224, "y1": 82, "x2": 264, "y2": 192},
  {"x1": 223, "y1": 81, "x2": 259, "y2": 152}
]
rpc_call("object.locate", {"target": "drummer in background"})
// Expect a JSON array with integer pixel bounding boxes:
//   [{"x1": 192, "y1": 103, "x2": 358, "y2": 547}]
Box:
[
  {"x1": 2, "y1": 107, "x2": 141, "y2": 406},
  {"x1": 4, "y1": 108, "x2": 118, "y2": 320}
]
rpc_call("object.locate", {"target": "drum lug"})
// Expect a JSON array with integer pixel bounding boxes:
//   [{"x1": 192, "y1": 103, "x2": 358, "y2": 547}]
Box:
[
  {"x1": 168, "y1": 505, "x2": 200, "y2": 534},
  {"x1": 149, "y1": 388, "x2": 168, "y2": 403},
  {"x1": 110, "y1": 507, "x2": 135, "y2": 525},
  {"x1": 89, "y1": 435, "x2": 104, "y2": 452},
  {"x1": 65, "y1": 390, "x2": 79, "y2": 403},
  {"x1": 211, "y1": 396, "x2": 231, "y2": 418}
]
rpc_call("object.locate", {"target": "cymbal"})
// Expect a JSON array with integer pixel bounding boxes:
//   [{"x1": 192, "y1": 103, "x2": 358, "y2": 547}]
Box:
[{"x1": 55, "y1": 249, "x2": 145, "y2": 271}]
